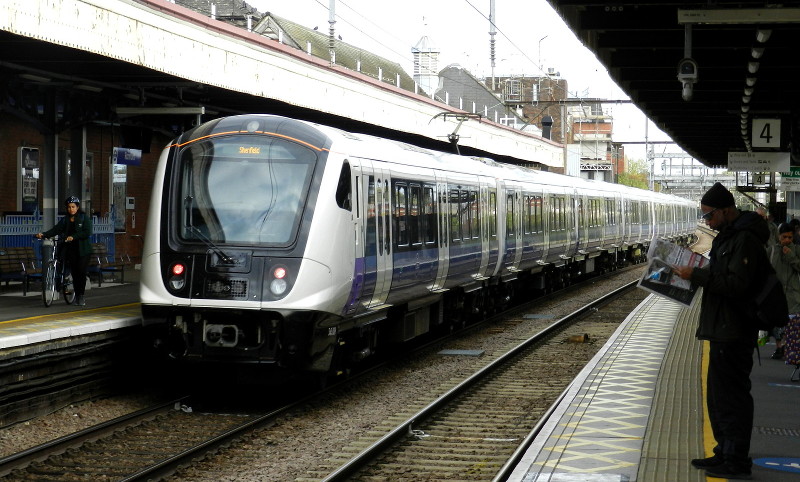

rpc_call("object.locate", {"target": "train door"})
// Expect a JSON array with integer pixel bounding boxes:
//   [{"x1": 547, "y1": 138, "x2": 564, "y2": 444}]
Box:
[
  {"x1": 503, "y1": 187, "x2": 522, "y2": 271},
  {"x1": 575, "y1": 192, "x2": 586, "y2": 255},
  {"x1": 343, "y1": 159, "x2": 366, "y2": 315},
  {"x1": 476, "y1": 179, "x2": 491, "y2": 278},
  {"x1": 431, "y1": 173, "x2": 449, "y2": 291},
  {"x1": 368, "y1": 166, "x2": 393, "y2": 308}
]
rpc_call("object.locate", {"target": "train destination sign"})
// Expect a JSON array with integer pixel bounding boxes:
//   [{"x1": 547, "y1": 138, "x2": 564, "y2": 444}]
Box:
[{"x1": 727, "y1": 151, "x2": 790, "y2": 172}]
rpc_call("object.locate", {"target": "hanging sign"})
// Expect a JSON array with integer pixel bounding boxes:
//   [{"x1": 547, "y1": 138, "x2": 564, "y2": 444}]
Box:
[
  {"x1": 727, "y1": 151, "x2": 790, "y2": 172},
  {"x1": 112, "y1": 147, "x2": 142, "y2": 166}
]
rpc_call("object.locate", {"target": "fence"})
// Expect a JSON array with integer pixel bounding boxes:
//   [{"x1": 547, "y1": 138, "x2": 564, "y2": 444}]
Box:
[{"x1": 0, "y1": 210, "x2": 116, "y2": 256}]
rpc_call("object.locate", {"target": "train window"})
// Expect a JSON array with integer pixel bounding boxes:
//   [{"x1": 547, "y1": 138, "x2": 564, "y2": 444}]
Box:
[
  {"x1": 554, "y1": 196, "x2": 566, "y2": 231},
  {"x1": 376, "y1": 179, "x2": 384, "y2": 255},
  {"x1": 523, "y1": 195, "x2": 531, "y2": 235},
  {"x1": 394, "y1": 182, "x2": 409, "y2": 247},
  {"x1": 423, "y1": 186, "x2": 436, "y2": 244},
  {"x1": 606, "y1": 199, "x2": 615, "y2": 225},
  {"x1": 366, "y1": 177, "x2": 376, "y2": 257},
  {"x1": 488, "y1": 191, "x2": 497, "y2": 238},
  {"x1": 470, "y1": 190, "x2": 479, "y2": 239},
  {"x1": 410, "y1": 184, "x2": 421, "y2": 246},
  {"x1": 177, "y1": 135, "x2": 316, "y2": 246},
  {"x1": 532, "y1": 195, "x2": 543, "y2": 233},
  {"x1": 335, "y1": 163, "x2": 351, "y2": 211},
  {"x1": 463, "y1": 190, "x2": 472, "y2": 240},
  {"x1": 450, "y1": 189, "x2": 462, "y2": 242},
  {"x1": 384, "y1": 180, "x2": 391, "y2": 253},
  {"x1": 506, "y1": 194, "x2": 515, "y2": 237},
  {"x1": 566, "y1": 196, "x2": 574, "y2": 230}
]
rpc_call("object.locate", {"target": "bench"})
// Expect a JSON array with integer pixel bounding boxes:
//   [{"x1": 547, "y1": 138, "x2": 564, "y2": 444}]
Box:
[
  {"x1": 87, "y1": 243, "x2": 130, "y2": 286},
  {"x1": 0, "y1": 246, "x2": 41, "y2": 295}
]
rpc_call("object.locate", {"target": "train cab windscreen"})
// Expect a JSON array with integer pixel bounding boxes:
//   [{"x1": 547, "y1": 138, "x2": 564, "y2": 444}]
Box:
[{"x1": 177, "y1": 136, "x2": 317, "y2": 246}]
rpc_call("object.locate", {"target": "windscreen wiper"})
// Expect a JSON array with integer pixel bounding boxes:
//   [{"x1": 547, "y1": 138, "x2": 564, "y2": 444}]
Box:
[{"x1": 184, "y1": 196, "x2": 235, "y2": 264}]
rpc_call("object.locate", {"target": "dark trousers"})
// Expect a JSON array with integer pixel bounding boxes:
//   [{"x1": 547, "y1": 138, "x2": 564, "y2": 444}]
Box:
[
  {"x1": 707, "y1": 341, "x2": 754, "y2": 464},
  {"x1": 63, "y1": 246, "x2": 90, "y2": 297}
]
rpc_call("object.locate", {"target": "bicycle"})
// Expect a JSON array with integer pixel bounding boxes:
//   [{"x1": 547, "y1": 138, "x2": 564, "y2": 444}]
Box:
[{"x1": 37, "y1": 236, "x2": 76, "y2": 307}]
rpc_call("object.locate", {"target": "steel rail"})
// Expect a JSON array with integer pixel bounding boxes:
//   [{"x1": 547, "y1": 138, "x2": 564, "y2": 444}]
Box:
[{"x1": 321, "y1": 280, "x2": 638, "y2": 481}]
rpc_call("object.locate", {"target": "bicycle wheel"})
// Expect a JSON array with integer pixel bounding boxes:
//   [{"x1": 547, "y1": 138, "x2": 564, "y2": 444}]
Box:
[
  {"x1": 42, "y1": 261, "x2": 57, "y2": 307},
  {"x1": 62, "y1": 272, "x2": 76, "y2": 305}
]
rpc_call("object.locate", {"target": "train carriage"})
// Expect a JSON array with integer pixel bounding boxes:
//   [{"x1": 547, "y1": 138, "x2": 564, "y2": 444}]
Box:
[{"x1": 140, "y1": 114, "x2": 696, "y2": 375}]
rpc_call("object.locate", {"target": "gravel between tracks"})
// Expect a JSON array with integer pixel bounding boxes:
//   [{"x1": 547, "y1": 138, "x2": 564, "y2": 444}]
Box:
[{"x1": 0, "y1": 268, "x2": 646, "y2": 480}]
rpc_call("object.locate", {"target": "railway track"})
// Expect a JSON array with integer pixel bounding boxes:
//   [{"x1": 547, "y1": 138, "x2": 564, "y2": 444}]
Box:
[
  {"x1": 0, "y1": 397, "x2": 284, "y2": 481},
  {"x1": 309, "y1": 281, "x2": 647, "y2": 481},
  {"x1": 0, "y1": 268, "x2": 647, "y2": 481}
]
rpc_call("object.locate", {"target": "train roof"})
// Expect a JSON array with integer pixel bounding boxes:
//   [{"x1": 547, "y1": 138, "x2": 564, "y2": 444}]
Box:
[{"x1": 312, "y1": 120, "x2": 693, "y2": 206}]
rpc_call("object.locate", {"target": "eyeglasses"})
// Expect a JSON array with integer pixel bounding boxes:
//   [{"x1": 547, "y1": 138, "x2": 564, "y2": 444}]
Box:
[{"x1": 701, "y1": 208, "x2": 719, "y2": 220}]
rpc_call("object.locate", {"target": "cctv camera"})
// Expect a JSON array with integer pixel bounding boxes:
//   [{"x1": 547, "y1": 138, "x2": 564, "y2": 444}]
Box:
[
  {"x1": 677, "y1": 58, "x2": 698, "y2": 83},
  {"x1": 682, "y1": 82, "x2": 693, "y2": 101}
]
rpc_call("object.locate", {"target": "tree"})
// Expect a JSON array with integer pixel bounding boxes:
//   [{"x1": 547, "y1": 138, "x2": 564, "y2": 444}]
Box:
[{"x1": 617, "y1": 158, "x2": 649, "y2": 189}]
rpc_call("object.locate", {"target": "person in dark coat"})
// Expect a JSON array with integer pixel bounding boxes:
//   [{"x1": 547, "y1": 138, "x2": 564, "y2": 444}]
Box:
[
  {"x1": 674, "y1": 182, "x2": 770, "y2": 480},
  {"x1": 767, "y1": 223, "x2": 800, "y2": 359},
  {"x1": 36, "y1": 196, "x2": 93, "y2": 306}
]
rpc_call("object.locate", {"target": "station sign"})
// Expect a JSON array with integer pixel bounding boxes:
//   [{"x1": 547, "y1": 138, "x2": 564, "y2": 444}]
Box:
[
  {"x1": 112, "y1": 147, "x2": 142, "y2": 166},
  {"x1": 727, "y1": 151, "x2": 789, "y2": 172},
  {"x1": 752, "y1": 118, "x2": 782, "y2": 148},
  {"x1": 779, "y1": 166, "x2": 800, "y2": 191}
]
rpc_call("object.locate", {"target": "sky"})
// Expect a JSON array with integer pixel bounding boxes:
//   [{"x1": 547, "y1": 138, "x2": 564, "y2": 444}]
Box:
[{"x1": 248, "y1": 0, "x2": 678, "y2": 162}]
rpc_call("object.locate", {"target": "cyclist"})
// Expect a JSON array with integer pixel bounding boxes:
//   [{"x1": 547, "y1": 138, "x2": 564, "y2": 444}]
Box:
[{"x1": 36, "y1": 196, "x2": 93, "y2": 306}]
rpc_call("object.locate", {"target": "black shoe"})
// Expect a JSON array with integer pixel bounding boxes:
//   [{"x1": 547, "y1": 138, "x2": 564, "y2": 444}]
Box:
[
  {"x1": 691, "y1": 455, "x2": 723, "y2": 469},
  {"x1": 771, "y1": 347, "x2": 785, "y2": 359},
  {"x1": 75, "y1": 295, "x2": 85, "y2": 306},
  {"x1": 705, "y1": 462, "x2": 752, "y2": 480}
]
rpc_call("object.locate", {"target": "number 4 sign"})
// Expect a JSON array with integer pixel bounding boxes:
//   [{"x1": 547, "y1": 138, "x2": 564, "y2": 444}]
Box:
[{"x1": 752, "y1": 118, "x2": 781, "y2": 148}]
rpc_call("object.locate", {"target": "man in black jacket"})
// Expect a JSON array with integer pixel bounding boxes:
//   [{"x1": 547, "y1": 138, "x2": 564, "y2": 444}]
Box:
[{"x1": 674, "y1": 182, "x2": 769, "y2": 480}]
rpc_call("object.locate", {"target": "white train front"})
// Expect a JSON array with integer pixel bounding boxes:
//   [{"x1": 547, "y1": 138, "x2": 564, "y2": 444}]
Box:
[{"x1": 140, "y1": 114, "x2": 696, "y2": 374}]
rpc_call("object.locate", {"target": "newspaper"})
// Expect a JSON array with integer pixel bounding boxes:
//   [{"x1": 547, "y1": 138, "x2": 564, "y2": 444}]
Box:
[{"x1": 637, "y1": 237, "x2": 709, "y2": 306}]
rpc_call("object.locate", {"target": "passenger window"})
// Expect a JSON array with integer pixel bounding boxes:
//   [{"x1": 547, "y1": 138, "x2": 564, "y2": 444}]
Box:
[
  {"x1": 335, "y1": 163, "x2": 351, "y2": 211},
  {"x1": 423, "y1": 186, "x2": 436, "y2": 244},
  {"x1": 394, "y1": 182, "x2": 409, "y2": 247},
  {"x1": 506, "y1": 194, "x2": 515, "y2": 238},
  {"x1": 488, "y1": 191, "x2": 497, "y2": 238},
  {"x1": 410, "y1": 184, "x2": 421, "y2": 246},
  {"x1": 450, "y1": 189, "x2": 461, "y2": 242}
]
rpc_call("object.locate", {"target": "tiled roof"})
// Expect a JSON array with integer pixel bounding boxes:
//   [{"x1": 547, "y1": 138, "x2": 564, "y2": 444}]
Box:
[
  {"x1": 437, "y1": 64, "x2": 525, "y2": 124},
  {"x1": 176, "y1": 0, "x2": 260, "y2": 30},
  {"x1": 252, "y1": 13, "x2": 420, "y2": 93}
]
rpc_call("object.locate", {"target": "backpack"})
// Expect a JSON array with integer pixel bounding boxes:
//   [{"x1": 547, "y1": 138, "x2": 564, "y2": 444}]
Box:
[{"x1": 753, "y1": 270, "x2": 789, "y2": 332}]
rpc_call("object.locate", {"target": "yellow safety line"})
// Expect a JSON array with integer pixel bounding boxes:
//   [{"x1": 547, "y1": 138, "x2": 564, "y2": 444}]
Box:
[
  {"x1": 0, "y1": 303, "x2": 141, "y2": 325},
  {"x1": 701, "y1": 340, "x2": 715, "y2": 481}
]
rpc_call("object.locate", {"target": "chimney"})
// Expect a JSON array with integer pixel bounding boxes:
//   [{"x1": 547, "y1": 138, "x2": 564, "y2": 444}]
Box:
[{"x1": 541, "y1": 116, "x2": 554, "y2": 140}]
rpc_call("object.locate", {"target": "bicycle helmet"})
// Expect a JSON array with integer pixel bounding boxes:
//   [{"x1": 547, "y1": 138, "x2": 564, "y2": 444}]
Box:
[{"x1": 64, "y1": 195, "x2": 80, "y2": 206}]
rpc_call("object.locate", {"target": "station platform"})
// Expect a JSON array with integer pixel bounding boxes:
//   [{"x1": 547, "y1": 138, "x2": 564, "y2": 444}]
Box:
[
  {"x1": 2, "y1": 275, "x2": 799, "y2": 481},
  {"x1": 0, "y1": 271, "x2": 141, "y2": 356},
  {"x1": 508, "y1": 292, "x2": 800, "y2": 482}
]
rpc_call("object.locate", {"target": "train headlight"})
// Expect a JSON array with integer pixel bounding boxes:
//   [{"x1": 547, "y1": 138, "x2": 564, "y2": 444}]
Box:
[
  {"x1": 169, "y1": 262, "x2": 187, "y2": 291},
  {"x1": 270, "y1": 278, "x2": 287, "y2": 295},
  {"x1": 269, "y1": 265, "x2": 288, "y2": 296}
]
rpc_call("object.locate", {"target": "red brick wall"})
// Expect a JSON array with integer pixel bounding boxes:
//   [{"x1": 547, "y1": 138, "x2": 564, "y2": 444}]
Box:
[{"x1": 0, "y1": 117, "x2": 170, "y2": 262}]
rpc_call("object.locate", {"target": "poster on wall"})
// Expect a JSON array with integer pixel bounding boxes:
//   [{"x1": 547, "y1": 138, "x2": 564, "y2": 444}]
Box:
[
  {"x1": 18, "y1": 147, "x2": 40, "y2": 213},
  {"x1": 112, "y1": 163, "x2": 127, "y2": 232}
]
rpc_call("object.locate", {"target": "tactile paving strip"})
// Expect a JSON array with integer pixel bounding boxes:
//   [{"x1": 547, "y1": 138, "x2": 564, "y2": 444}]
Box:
[{"x1": 509, "y1": 294, "x2": 702, "y2": 481}]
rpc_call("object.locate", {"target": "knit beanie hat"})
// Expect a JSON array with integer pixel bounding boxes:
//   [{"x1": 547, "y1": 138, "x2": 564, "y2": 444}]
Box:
[{"x1": 700, "y1": 182, "x2": 735, "y2": 208}]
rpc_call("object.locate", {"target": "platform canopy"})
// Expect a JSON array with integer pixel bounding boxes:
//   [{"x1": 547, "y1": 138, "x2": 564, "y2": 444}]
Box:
[{"x1": 547, "y1": 0, "x2": 800, "y2": 168}]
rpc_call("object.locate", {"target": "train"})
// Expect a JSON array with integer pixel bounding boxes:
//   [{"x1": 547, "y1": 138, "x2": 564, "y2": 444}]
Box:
[{"x1": 139, "y1": 114, "x2": 697, "y2": 375}]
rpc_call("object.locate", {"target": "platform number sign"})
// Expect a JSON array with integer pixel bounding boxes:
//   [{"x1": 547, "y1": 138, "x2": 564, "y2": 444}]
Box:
[{"x1": 752, "y1": 118, "x2": 781, "y2": 148}]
